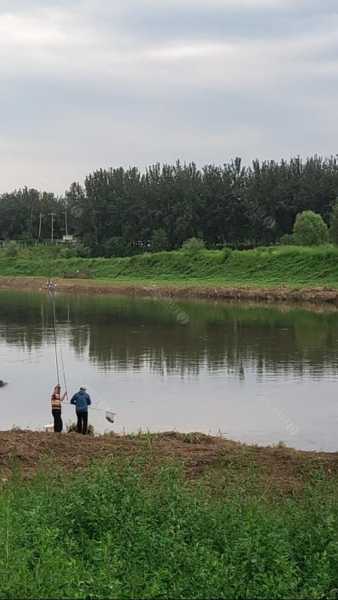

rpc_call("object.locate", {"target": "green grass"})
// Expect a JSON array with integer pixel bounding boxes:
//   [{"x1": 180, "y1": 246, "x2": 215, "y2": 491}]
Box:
[
  {"x1": 1, "y1": 245, "x2": 338, "y2": 288},
  {"x1": 1, "y1": 459, "x2": 338, "y2": 599}
]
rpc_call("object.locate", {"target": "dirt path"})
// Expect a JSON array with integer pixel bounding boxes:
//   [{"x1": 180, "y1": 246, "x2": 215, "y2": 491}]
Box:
[
  {"x1": 1, "y1": 431, "x2": 338, "y2": 493},
  {"x1": 1, "y1": 275, "x2": 338, "y2": 305}
]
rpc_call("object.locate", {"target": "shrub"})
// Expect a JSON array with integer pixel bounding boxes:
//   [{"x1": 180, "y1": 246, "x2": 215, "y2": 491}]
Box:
[
  {"x1": 4, "y1": 241, "x2": 19, "y2": 257},
  {"x1": 103, "y1": 237, "x2": 130, "y2": 258},
  {"x1": 67, "y1": 422, "x2": 95, "y2": 435},
  {"x1": 60, "y1": 244, "x2": 91, "y2": 259},
  {"x1": 42, "y1": 244, "x2": 64, "y2": 258},
  {"x1": 280, "y1": 233, "x2": 295, "y2": 245},
  {"x1": 74, "y1": 243, "x2": 91, "y2": 258},
  {"x1": 181, "y1": 237, "x2": 205, "y2": 254},
  {"x1": 222, "y1": 246, "x2": 232, "y2": 261},
  {"x1": 329, "y1": 201, "x2": 338, "y2": 245},
  {"x1": 293, "y1": 210, "x2": 329, "y2": 246},
  {"x1": 60, "y1": 247, "x2": 77, "y2": 259}
]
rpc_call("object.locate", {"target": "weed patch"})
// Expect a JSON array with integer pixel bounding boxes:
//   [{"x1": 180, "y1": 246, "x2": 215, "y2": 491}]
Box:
[
  {"x1": 1, "y1": 459, "x2": 338, "y2": 598},
  {"x1": 1, "y1": 246, "x2": 338, "y2": 288}
]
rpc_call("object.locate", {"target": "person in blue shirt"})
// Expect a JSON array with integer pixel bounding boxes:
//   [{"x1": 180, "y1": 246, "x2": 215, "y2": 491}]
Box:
[{"x1": 70, "y1": 385, "x2": 91, "y2": 434}]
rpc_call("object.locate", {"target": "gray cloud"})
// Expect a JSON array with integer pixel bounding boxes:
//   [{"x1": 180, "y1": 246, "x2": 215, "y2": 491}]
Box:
[{"x1": 0, "y1": 0, "x2": 337, "y2": 192}]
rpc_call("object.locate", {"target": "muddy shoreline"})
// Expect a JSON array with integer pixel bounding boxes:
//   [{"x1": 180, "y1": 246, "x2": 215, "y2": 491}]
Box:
[
  {"x1": 0, "y1": 275, "x2": 338, "y2": 306},
  {"x1": 1, "y1": 431, "x2": 338, "y2": 492}
]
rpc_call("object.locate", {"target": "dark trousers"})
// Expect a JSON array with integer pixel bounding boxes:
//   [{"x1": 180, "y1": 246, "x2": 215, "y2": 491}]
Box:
[
  {"x1": 76, "y1": 411, "x2": 88, "y2": 434},
  {"x1": 52, "y1": 409, "x2": 63, "y2": 433}
]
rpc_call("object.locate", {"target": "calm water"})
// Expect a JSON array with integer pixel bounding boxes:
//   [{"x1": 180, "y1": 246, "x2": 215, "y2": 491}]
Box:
[{"x1": 1, "y1": 290, "x2": 338, "y2": 450}]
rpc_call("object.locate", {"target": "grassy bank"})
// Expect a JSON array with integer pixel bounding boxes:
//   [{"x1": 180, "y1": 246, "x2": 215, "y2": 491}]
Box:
[
  {"x1": 1, "y1": 445, "x2": 338, "y2": 599},
  {"x1": 1, "y1": 245, "x2": 338, "y2": 288}
]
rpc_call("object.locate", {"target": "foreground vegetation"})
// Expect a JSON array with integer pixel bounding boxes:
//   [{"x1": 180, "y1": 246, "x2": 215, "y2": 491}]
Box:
[
  {"x1": 1, "y1": 454, "x2": 338, "y2": 599},
  {"x1": 1, "y1": 245, "x2": 338, "y2": 288}
]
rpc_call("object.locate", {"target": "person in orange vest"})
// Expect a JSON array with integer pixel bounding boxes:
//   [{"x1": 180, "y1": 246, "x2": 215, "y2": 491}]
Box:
[{"x1": 51, "y1": 384, "x2": 67, "y2": 433}]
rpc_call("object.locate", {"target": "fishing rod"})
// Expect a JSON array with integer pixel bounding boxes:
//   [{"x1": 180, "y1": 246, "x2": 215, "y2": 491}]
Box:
[
  {"x1": 48, "y1": 281, "x2": 116, "y2": 425},
  {"x1": 49, "y1": 289, "x2": 60, "y2": 387}
]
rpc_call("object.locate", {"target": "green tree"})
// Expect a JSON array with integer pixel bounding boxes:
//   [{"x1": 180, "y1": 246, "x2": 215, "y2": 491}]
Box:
[
  {"x1": 1, "y1": 155, "x2": 338, "y2": 250},
  {"x1": 293, "y1": 210, "x2": 329, "y2": 246},
  {"x1": 151, "y1": 228, "x2": 169, "y2": 252}
]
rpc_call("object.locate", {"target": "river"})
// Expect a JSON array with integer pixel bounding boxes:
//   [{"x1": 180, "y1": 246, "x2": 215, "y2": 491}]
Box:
[{"x1": 0, "y1": 289, "x2": 338, "y2": 450}]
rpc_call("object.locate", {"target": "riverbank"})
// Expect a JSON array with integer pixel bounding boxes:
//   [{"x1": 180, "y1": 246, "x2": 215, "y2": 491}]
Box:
[
  {"x1": 1, "y1": 431, "x2": 338, "y2": 599},
  {"x1": 1, "y1": 430, "x2": 338, "y2": 489},
  {"x1": 1, "y1": 246, "x2": 338, "y2": 304},
  {"x1": 1, "y1": 274, "x2": 338, "y2": 305}
]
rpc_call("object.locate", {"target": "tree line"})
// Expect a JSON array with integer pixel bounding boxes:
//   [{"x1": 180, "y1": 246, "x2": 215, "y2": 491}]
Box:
[{"x1": 1, "y1": 155, "x2": 337, "y2": 255}]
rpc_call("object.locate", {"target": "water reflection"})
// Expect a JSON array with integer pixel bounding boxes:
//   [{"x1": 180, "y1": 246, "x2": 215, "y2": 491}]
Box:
[
  {"x1": 0, "y1": 291, "x2": 337, "y2": 379},
  {"x1": 1, "y1": 291, "x2": 338, "y2": 449}
]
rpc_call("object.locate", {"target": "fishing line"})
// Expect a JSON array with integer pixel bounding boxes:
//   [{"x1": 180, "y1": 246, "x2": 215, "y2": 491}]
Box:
[
  {"x1": 59, "y1": 344, "x2": 69, "y2": 400},
  {"x1": 49, "y1": 290, "x2": 60, "y2": 387},
  {"x1": 84, "y1": 384, "x2": 116, "y2": 424},
  {"x1": 48, "y1": 282, "x2": 115, "y2": 425}
]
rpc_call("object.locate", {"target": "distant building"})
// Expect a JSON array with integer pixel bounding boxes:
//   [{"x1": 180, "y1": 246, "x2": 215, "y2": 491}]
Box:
[{"x1": 62, "y1": 235, "x2": 75, "y2": 244}]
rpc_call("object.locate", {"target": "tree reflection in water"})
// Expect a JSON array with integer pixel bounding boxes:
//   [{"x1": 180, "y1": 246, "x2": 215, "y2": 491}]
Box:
[{"x1": 0, "y1": 291, "x2": 337, "y2": 380}]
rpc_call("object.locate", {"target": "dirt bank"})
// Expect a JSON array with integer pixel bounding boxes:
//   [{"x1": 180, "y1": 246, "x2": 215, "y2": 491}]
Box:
[
  {"x1": 1, "y1": 275, "x2": 338, "y2": 305},
  {"x1": 1, "y1": 431, "x2": 338, "y2": 493}
]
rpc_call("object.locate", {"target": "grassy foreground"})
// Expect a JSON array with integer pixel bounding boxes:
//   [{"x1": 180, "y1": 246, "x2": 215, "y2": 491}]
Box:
[
  {"x1": 1, "y1": 438, "x2": 338, "y2": 599},
  {"x1": 1, "y1": 245, "x2": 338, "y2": 288}
]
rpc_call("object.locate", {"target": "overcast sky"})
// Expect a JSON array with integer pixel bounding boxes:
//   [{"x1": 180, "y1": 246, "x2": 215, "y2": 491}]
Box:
[{"x1": 0, "y1": 0, "x2": 337, "y2": 193}]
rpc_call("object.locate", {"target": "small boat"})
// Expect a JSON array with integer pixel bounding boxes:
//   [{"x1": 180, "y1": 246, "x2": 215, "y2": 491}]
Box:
[{"x1": 0, "y1": 381, "x2": 7, "y2": 388}]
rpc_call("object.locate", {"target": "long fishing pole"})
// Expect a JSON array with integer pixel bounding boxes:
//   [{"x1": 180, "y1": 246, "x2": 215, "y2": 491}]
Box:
[
  {"x1": 49, "y1": 291, "x2": 60, "y2": 387},
  {"x1": 59, "y1": 344, "x2": 69, "y2": 400},
  {"x1": 48, "y1": 284, "x2": 115, "y2": 424}
]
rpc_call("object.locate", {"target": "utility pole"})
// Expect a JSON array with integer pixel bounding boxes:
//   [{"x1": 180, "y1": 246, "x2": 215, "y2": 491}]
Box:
[
  {"x1": 38, "y1": 213, "x2": 43, "y2": 241},
  {"x1": 49, "y1": 213, "x2": 56, "y2": 242}
]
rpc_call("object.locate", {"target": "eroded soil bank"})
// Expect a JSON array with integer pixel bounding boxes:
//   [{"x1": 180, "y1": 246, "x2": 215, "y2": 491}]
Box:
[
  {"x1": 1, "y1": 275, "x2": 338, "y2": 305},
  {"x1": 1, "y1": 431, "x2": 338, "y2": 494}
]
